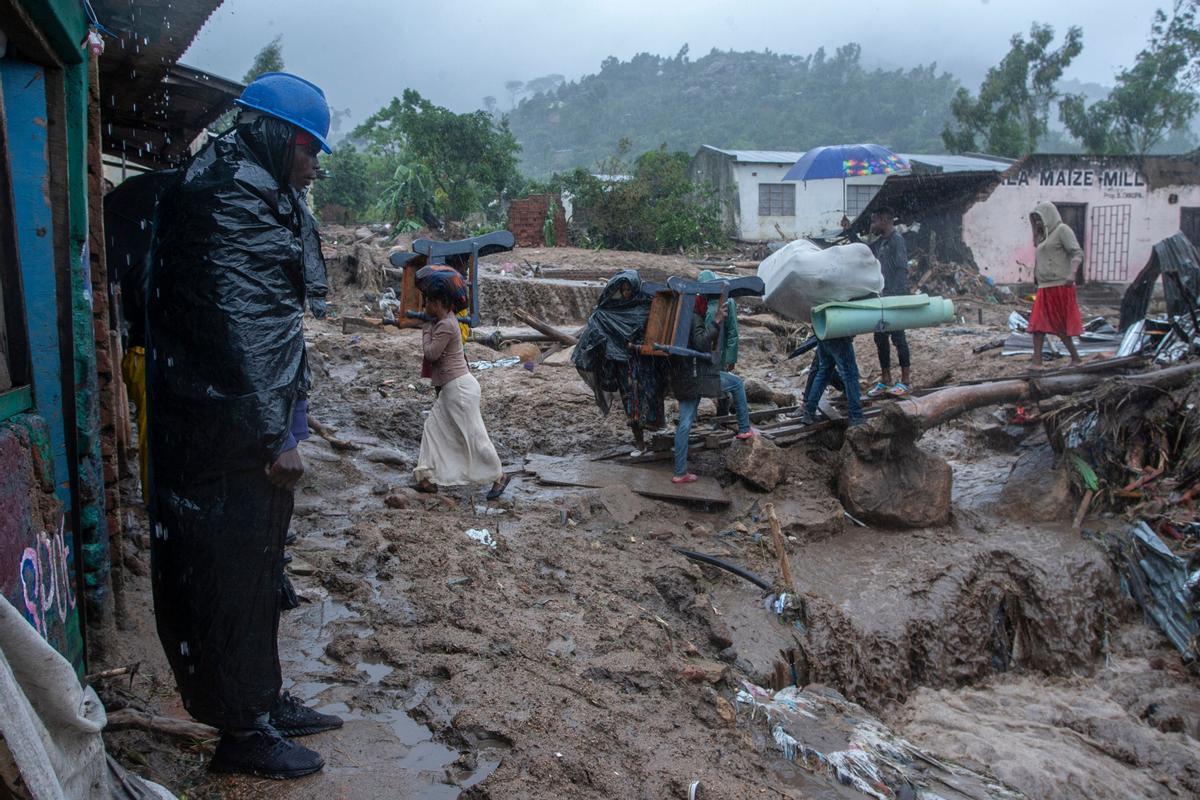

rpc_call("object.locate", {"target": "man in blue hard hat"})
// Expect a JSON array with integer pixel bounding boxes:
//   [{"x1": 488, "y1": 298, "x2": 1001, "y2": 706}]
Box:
[{"x1": 147, "y1": 72, "x2": 340, "y2": 779}]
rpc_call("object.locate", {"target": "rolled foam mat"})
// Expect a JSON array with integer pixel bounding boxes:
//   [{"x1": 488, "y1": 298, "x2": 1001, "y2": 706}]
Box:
[{"x1": 812, "y1": 294, "x2": 956, "y2": 339}]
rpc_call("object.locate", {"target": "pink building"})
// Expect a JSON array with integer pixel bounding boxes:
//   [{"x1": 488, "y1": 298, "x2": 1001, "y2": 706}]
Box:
[
  {"x1": 965, "y1": 154, "x2": 1200, "y2": 285},
  {"x1": 857, "y1": 153, "x2": 1200, "y2": 286}
]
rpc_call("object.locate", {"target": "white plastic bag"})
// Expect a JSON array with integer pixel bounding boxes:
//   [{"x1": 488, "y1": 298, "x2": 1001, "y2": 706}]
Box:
[{"x1": 757, "y1": 240, "x2": 884, "y2": 321}]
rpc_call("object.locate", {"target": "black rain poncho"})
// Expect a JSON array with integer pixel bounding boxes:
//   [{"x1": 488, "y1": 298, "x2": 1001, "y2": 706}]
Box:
[
  {"x1": 573, "y1": 270, "x2": 653, "y2": 415},
  {"x1": 146, "y1": 116, "x2": 314, "y2": 729}
]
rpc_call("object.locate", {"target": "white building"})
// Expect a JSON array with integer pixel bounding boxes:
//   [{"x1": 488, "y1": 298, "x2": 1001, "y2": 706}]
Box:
[{"x1": 689, "y1": 145, "x2": 1011, "y2": 242}]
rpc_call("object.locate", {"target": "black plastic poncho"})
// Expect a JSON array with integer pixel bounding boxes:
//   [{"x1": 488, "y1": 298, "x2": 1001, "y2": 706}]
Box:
[
  {"x1": 103, "y1": 169, "x2": 178, "y2": 348},
  {"x1": 148, "y1": 116, "x2": 310, "y2": 482},
  {"x1": 145, "y1": 117, "x2": 314, "y2": 728},
  {"x1": 573, "y1": 270, "x2": 652, "y2": 414}
]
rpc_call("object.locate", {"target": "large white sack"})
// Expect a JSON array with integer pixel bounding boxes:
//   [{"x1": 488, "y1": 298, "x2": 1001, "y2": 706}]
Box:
[{"x1": 757, "y1": 240, "x2": 884, "y2": 321}]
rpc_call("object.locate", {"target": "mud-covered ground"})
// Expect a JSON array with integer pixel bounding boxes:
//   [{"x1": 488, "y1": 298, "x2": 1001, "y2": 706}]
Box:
[{"x1": 97, "y1": 244, "x2": 1200, "y2": 799}]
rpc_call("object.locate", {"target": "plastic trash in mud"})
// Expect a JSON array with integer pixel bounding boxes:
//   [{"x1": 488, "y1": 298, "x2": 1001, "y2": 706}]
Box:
[
  {"x1": 734, "y1": 682, "x2": 1026, "y2": 799},
  {"x1": 379, "y1": 287, "x2": 402, "y2": 324},
  {"x1": 465, "y1": 528, "x2": 497, "y2": 549},
  {"x1": 1063, "y1": 411, "x2": 1100, "y2": 451},
  {"x1": 469, "y1": 357, "x2": 521, "y2": 371}
]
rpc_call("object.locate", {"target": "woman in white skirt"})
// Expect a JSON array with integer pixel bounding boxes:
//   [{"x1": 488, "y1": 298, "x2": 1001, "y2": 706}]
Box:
[{"x1": 413, "y1": 292, "x2": 509, "y2": 499}]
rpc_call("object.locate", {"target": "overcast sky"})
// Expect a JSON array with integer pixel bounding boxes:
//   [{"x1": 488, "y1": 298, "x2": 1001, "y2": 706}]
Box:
[{"x1": 185, "y1": 0, "x2": 1171, "y2": 131}]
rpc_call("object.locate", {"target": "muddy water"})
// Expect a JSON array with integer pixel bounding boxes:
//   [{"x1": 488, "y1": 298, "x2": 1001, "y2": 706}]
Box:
[
  {"x1": 268, "y1": 570, "x2": 503, "y2": 799},
  {"x1": 267, "y1": 313, "x2": 1199, "y2": 799}
]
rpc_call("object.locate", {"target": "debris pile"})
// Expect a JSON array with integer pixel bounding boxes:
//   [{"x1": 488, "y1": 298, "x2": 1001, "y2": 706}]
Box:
[
  {"x1": 911, "y1": 257, "x2": 1006, "y2": 302},
  {"x1": 1001, "y1": 311, "x2": 1122, "y2": 358},
  {"x1": 1085, "y1": 522, "x2": 1200, "y2": 662},
  {"x1": 1046, "y1": 366, "x2": 1200, "y2": 537}
]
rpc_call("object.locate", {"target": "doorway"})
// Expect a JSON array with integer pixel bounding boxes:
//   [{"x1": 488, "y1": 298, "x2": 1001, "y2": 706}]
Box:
[{"x1": 1053, "y1": 203, "x2": 1087, "y2": 283}]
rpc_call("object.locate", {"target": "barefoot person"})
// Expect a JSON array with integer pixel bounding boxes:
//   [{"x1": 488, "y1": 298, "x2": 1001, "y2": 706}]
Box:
[
  {"x1": 414, "y1": 292, "x2": 508, "y2": 499},
  {"x1": 1028, "y1": 201, "x2": 1084, "y2": 368}
]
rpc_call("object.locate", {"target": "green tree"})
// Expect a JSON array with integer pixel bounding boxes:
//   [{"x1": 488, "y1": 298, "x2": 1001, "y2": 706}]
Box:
[
  {"x1": 563, "y1": 146, "x2": 725, "y2": 253},
  {"x1": 1060, "y1": 1, "x2": 1200, "y2": 154},
  {"x1": 210, "y1": 36, "x2": 286, "y2": 134},
  {"x1": 319, "y1": 144, "x2": 371, "y2": 215},
  {"x1": 244, "y1": 35, "x2": 284, "y2": 83},
  {"x1": 942, "y1": 23, "x2": 1083, "y2": 157},
  {"x1": 505, "y1": 46, "x2": 961, "y2": 178},
  {"x1": 353, "y1": 89, "x2": 521, "y2": 222}
]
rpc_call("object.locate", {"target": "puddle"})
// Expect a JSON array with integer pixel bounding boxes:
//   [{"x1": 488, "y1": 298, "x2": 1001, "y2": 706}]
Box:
[
  {"x1": 357, "y1": 661, "x2": 393, "y2": 682},
  {"x1": 287, "y1": 680, "x2": 334, "y2": 702}
]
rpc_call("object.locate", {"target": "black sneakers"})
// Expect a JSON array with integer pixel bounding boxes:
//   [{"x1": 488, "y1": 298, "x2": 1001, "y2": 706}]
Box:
[
  {"x1": 210, "y1": 725, "x2": 324, "y2": 779},
  {"x1": 270, "y1": 691, "x2": 345, "y2": 737}
]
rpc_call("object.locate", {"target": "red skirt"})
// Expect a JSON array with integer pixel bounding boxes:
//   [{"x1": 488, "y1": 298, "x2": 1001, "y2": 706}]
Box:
[{"x1": 1028, "y1": 284, "x2": 1083, "y2": 337}]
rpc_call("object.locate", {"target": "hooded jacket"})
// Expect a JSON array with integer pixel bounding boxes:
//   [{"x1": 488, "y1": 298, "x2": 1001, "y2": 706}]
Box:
[
  {"x1": 670, "y1": 308, "x2": 723, "y2": 401},
  {"x1": 1031, "y1": 201, "x2": 1084, "y2": 288},
  {"x1": 698, "y1": 269, "x2": 738, "y2": 370},
  {"x1": 573, "y1": 270, "x2": 652, "y2": 414},
  {"x1": 148, "y1": 116, "x2": 313, "y2": 481}
]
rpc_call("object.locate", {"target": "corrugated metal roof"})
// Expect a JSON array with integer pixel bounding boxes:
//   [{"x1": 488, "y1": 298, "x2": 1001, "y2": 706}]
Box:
[
  {"x1": 900, "y1": 153, "x2": 1012, "y2": 173},
  {"x1": 701, "y1": 145, "x2": 805, "y2": 164},
  {"x1": 95, "y1": 0, "x2": 230, "y2": 166}
]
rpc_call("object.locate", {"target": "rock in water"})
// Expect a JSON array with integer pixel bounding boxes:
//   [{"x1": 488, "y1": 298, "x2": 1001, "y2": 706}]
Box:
[
  {"x1": 726, "y1": 435, "x2": 786, "y2": 491},
  {"x1": 837, "y1": 409, "x2": 952, "y2": 528},
  {"x1": 743, "y1": 378, "x2": 796, "y2": 407},
  {"x1": 998, "y1": 443, "x2": 1072, "y2": 522}
]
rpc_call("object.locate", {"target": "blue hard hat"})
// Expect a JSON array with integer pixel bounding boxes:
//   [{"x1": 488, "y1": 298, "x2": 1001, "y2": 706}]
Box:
[{"x1": 235, "y1": 72, "x2": 332, "y2": 153}]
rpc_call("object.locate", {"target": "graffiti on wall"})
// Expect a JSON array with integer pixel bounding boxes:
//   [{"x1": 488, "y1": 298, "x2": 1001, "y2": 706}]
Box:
[
  {"x1": 17, "y1": 516, "x2": 77, "y2": 640},
  {"x1": 1003, "y1": 168, "x2": 1146, "y2": 199}
]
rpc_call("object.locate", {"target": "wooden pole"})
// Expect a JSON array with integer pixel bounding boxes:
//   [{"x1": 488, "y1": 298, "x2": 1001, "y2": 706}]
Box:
[
  {"x1": 514, "y1": 309, "x2": 578, "y2": 346},
  {"x1": 105, "y1": 709, "x2": 217, "y2": 740},
  {"x1": 764, "y1": 503, "x2": 795, "y2": 592}
]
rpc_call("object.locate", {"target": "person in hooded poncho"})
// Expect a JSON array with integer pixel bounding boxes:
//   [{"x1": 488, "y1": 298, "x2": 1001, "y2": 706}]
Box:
[
  {"x1": 1028, "y1": 201, "x2": 1084, "y2": 368},
  {"x1": 146, "y1": 73, "x2": 341, "y2": 780},
  {"x1": 573, "y1": 271, "x2": 669, "y2": 454}
]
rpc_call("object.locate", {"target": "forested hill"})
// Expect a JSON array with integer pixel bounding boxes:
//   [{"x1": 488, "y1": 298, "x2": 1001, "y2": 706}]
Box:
[{"x1": 505, "y1": 45, "x2": 963, "y2": 177}]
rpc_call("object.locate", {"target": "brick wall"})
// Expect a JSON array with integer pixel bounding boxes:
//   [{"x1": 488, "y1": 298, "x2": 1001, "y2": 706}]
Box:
[{"x1": 507, "y1": 195, "x2": 567, "y2": 247}]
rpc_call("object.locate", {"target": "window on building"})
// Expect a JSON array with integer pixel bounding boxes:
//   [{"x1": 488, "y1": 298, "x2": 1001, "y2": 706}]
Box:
[
  {"x1": 846, "y1": 185, "x2": 881, "y2": 220},
  {"x1": 758, "y1": 183, "x2": 795, "y2": 217}
]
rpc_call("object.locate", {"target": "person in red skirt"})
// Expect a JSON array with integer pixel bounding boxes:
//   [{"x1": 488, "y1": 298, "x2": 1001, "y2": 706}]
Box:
[{"x1": 1028, "y1": 201, "x2": 1084, "y2": 368}]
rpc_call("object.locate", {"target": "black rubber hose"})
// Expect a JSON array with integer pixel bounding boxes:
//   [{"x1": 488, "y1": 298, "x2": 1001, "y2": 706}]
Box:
[
  {"x1": 672, "y1": 547, "x2": 773, "y2": 591},
  {"x1": 787, "y1": 335, "x2": 819, "y2": 360}
]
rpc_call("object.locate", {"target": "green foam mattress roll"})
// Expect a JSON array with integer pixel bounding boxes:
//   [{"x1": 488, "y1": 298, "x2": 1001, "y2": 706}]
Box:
[{"x1": 811, "y1": 294, "x2": 956, "y2": 340}]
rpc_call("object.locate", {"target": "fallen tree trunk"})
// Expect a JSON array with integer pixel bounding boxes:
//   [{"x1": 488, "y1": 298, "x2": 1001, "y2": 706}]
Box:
[
  {"x1": 892, "y1": 379, "x2": 1030, "y2": 429},
  {"x1": 892, "y1": 361, "x2": 1200, "y2": 431},
  {"x1": 738, "y1": 314, "x2": 801, "y2": 338},
  {"x1": 514, "y1": 309, "x2": 578, "y2": 346}
]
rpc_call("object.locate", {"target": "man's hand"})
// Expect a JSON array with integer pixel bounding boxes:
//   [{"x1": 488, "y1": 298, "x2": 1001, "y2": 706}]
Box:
[
  {"x1": 266, "y1": 448, "x2": 305, "y2": 490},
  {"x1": 714, "y1": 302, "x2": 728, "y2": 325}
]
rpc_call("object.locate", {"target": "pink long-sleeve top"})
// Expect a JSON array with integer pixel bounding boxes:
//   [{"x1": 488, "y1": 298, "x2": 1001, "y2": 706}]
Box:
[{"x1": 422, "y1": 315, "x2": 469, "y2": 387}]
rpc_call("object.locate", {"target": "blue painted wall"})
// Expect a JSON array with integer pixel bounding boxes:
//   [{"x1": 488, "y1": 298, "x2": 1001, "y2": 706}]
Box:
[{"x1": 1, "y1": 60, "x2": 69, "y2": 505}]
